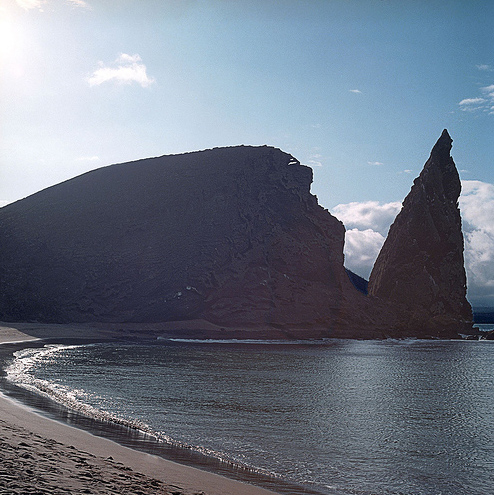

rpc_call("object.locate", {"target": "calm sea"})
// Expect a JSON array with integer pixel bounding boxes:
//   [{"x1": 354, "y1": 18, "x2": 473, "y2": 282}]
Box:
[{"x1": 4, "y1": 337, "x2": 494, "y2": 495}]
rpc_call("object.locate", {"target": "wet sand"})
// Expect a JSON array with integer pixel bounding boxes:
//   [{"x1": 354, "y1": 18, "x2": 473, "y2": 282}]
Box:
[{"x1": 0, "y1": 323, "x2": 280, "y2": 495}]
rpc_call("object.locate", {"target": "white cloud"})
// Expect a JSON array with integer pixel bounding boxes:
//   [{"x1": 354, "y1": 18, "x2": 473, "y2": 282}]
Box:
[
  {"x1": 344, "y1": 229, "x2": 386, "y2": 279},
  {"x1": 331, "y1": 200, "x2": 401, "y2": 236},
  {"x1": 367, "y1": 161, "x2": 384, "y2": 166},
  {"x1": 66, "y1": 0, "x2": 91, "y2": 8},
  {"x1": 460, "y1": 180, "x2": 494, "y2": 234},
  {"x1": 15, "y1": 0, "x2": 90, "y2": 9},
  {"x1": 307, "y1": 160, "x2": 322, "y2": 168},
  {"x1": 459, "y1": 180, "x2": 494, "y2": 305},
  {"x1": 349, "y1": 89, "x2": 362, "y2": 94},
  {"x1": 332, "y1": 200, "x2": 400, "y2": 281},
  {"x1": 88, "y1": 53, "x2": 156, "y2": 88},
  {"x1": 459, "y1": 97, "x2": 486, "y2": 106},
  {"x1": 459, "y1": 83, "x2": 494, "y2": 114},
  {"x1": 481, "y1": 85, "x2": 494, "y2": 103},
  {"x1": 16, "y1": 0, "x2": 45, "y2": 9},
  {"x1": 477, "y1": 64, "x2": 493, "y2": 71},
  {"x1": 333, "y1": 182, "x2": 494, "y2": 306},
  {"x1": 307, "y1": 153, "x2": 322, "y2": 167}
]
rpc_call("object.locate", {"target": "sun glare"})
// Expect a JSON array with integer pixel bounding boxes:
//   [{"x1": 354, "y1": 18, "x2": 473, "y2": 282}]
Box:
[
  {"x1": 0, "y1": 16, "x2": 21, "y2": 57},
  {"x1": 0, "y1": 19, "x2": 13, "y2": 50},
  {"x1": 0, "y1": 15, "x2": 25, "y2": 77}
]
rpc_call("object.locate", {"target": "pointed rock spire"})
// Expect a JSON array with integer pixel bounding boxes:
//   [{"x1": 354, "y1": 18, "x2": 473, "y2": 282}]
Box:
[{"x1": 368, "y1": 130, "x2": 473, "y2": 337}]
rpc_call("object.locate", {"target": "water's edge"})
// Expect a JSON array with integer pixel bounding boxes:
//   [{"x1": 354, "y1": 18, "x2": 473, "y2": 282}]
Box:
[{"x1": 0, "y1": 338, "x2": 322, "y2": 495}]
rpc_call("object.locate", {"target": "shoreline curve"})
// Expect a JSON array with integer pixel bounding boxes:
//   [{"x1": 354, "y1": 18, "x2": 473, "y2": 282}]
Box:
[{"x1": 0, "y1": 323, "x2": 286, "y2": 495}]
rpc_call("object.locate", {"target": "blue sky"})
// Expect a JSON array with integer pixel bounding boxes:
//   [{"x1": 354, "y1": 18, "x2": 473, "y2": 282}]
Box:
[{"x1": 1, "y1": 0, "x2": 493, "y2": 305}]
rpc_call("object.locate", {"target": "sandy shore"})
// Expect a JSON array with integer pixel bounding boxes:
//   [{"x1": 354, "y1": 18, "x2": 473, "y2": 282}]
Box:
[{"x1": 0, "y1": 323, "x2": 280, "y2": 495}]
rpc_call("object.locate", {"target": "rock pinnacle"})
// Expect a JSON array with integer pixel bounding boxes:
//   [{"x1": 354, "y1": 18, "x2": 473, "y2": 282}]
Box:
[{"x1": 368, "y1": 130, "x2": 473, "y2": 337}]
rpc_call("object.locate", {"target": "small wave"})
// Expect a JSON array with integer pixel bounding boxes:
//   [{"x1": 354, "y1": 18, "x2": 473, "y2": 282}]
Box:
[
  {"x1": 6, "y1": 344, "x2": 157, "y2": 436},
  {"x1": 4, "y1": 343, "x2": 279, "y2": 479},
  {"x1": 152, "y1": 430, "x2": 279, "y2": 478},
  {"x1": 7, "y1": 344, "x2": 83, "y2": 384}
]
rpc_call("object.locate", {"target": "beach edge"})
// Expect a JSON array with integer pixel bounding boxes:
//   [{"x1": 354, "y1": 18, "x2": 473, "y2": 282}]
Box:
[{"x1": 0, "y1": 323, "x2": 280, "y2": 495}]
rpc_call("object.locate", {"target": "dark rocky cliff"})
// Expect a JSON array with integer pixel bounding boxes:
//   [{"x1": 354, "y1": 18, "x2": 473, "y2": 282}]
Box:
[
  {"x1": 0, "y1": 135, "x2": 473, "y2": 339},
  {"x1": 0, "y1": 146, "x2": 368, "y2": 337},
  {"x1": 368, "y1": 130, "x2": 473, "y2": 337}
]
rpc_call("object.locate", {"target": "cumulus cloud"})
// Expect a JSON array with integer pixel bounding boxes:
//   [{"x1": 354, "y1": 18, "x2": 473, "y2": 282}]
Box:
[
  {"x1": 333, "y1": 182, "x2": 494, "y2": 306},
  {"x1": 367, "y1": 161, "x2": 383, "y2": 166},
  {"x1": 344, "y1": 229, "x2": 386, "y2": 279},
  {"x1": 331, "y1": 200, "x2": 400, "y2": 280},
  {"x1": 477, "y1": 64, "x2": 493, "y2": 71},
  {"x1": 331, "y1": 201, "x2": 401, "y2": 236},
  {"x1": 88, "y1": 53, "x2": 155, "y2": 88},
  {"x1": 460, "y1": 180, "x2": 494, "y2": 233},
  {"x1": 349, "y1": 89, "x2": 362, "y2": 94},
  {"x1": 459, "y1": 180, "x2": 494, "y2": 305}
]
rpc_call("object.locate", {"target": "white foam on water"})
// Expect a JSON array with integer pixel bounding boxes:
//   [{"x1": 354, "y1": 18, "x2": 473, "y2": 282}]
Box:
[
  {"x1": 5, "y1": 344, "x2": 155, "y2": 434},
  {"x1": 4, "y1": 343, "x2": 279, "y2": 479}
]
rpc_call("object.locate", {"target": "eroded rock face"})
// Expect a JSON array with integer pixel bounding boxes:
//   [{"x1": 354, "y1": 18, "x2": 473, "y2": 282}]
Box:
[
  {"x1": 368, "y1": 130, "x2": 473, "y2": 337},
  {"x1": 0, "y1": 136, "x2": 473, "y2": 339},
  {"x1": 0, "y1": 146, "x2": 361, "y2": 336}
]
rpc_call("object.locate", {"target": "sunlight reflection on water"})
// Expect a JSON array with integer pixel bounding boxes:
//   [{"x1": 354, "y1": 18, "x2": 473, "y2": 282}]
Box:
[{"x1": 6, "y1": 339, "x2": 494, "y2": 495}]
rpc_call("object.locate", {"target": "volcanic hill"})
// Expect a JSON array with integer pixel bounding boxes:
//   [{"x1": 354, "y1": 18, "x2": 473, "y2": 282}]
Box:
[{"x1": 0, "y1": 133, "x2": 473, "y2": 338}]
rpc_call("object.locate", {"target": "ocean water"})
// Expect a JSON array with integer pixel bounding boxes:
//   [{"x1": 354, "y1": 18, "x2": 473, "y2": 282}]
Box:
[{"x1": 4, "y1": 338, "x2": 494, "y2": 495}]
